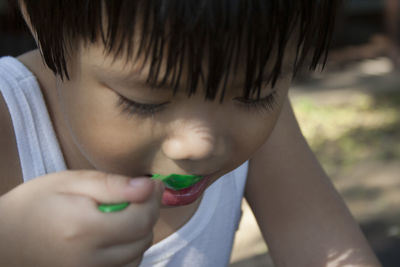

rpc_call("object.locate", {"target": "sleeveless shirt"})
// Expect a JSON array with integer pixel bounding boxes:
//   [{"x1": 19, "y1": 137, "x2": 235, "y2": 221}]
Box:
[{"x1": 0, "y1": 56, "x2": 248, "y2": 267}]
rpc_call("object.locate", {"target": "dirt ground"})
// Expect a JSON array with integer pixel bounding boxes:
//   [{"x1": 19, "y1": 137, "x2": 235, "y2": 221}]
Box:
[{"x1": 229, "y1": 57, "x2": 400, "y2": 267}]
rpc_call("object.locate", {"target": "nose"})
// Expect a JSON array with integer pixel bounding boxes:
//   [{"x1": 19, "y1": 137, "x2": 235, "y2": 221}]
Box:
[{"x1": 161, "y1": 122, "x2": 220, "y2": 161}]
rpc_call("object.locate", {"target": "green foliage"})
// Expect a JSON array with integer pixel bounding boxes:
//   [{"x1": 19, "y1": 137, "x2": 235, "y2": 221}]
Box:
[{"x1": 292, "y1": 91, "x2": 400, "y2": 177}]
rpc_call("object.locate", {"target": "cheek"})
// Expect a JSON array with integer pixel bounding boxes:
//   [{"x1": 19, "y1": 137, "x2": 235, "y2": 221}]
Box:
[
  {"x1": 59, "y1": 82, "x2": 159, "y2": 173},
  {"x1": 233, "y1": 117, "x2": 274, "y2": 158},
  {"x1": 216, "y1": 114, "x2": 277, "y2": 177}
]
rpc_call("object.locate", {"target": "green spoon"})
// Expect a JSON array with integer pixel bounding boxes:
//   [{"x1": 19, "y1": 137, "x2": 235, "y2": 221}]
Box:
[
  {"x1": 98, "y1": 202, "x2": 130, "y2": 213},
  {"x1": 98, "y1": 174, "x2": 203, "y2": 213},
  {"x1": 151, "y1": 173, "x2": 203, "y2": 191}
]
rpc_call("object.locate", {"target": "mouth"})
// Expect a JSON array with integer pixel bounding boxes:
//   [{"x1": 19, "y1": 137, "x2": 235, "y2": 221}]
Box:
[{"x1": 160, "y1": 175, "x2": 212, "y2": 206}]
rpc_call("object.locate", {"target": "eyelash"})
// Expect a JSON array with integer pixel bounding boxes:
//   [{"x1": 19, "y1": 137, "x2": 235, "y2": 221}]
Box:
[
  {"x1": 116, "y1": 95, "x2": 169, "y2": 117},
  {"x1": 234, "y1": 91, "x2": 278, "y2": 114},
  {"x1": 116, "y1": 91, "x2": 278, "y2": 117}
]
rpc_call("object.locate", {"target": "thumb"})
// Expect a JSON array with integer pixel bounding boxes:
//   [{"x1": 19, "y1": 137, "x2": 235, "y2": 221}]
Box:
[{"x1": 58, "y1": 170, "x2": 162, "y2": 204}]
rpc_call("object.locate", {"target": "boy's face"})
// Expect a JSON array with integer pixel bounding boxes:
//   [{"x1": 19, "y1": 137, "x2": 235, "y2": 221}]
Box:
[{"x1": 55, "y1": 42, "x2": 293, "y2": 206}]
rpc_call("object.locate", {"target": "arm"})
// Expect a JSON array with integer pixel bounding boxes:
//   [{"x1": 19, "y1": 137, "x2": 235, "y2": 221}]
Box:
[{"x1": 245, "y1": 97, "x2": 381, "y2": 267}]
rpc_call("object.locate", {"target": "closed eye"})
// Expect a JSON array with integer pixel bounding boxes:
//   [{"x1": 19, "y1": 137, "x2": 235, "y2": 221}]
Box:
[
  {"x1": 116, "y1": 94, "x2": 170, "y2": 117},
  {"x1": 234, "y1": 91, "x2": 278, "y2": 113}
]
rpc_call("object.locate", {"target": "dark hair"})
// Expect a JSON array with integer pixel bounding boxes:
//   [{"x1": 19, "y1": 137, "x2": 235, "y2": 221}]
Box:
[{"x1": 18, "y1": 0, "x2": 341, "y2": 101}]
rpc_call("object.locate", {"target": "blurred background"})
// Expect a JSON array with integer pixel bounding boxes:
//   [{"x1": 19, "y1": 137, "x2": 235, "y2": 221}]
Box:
[{"x1": 0, "y1": 0, "x2": 399, "y2": 266}]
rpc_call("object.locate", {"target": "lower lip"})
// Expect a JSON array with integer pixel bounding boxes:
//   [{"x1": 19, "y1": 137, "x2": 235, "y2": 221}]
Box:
[{"x1": 161, "y1": 175, "x2": 212, "y2": 206}]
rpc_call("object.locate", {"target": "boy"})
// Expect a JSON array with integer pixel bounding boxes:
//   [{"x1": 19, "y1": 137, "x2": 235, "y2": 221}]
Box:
[{"x1": 0, "y1": 0, "x2": 381, "y2": 266}]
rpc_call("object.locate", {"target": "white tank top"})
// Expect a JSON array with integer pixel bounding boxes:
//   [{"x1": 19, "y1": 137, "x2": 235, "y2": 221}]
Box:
[{"x1": 0, "y1": 56, "x2": 248, "y2": 267}]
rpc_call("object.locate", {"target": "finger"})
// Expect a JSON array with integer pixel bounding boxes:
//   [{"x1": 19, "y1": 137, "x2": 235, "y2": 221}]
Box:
[
  {"x1": 57, "y1": 170, "x2": 156, "y2": 204},
  {"x1": 95, "y1": 233, "x2": 153, "y2": 267},
  {"x1": 93, "y1": 181, "x2": 164, "y2": 245}
]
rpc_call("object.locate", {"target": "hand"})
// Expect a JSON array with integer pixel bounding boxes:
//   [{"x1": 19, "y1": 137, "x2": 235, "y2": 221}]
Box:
[{"x1": 0, "y1": 170, "x2": 164, "y2": 267}]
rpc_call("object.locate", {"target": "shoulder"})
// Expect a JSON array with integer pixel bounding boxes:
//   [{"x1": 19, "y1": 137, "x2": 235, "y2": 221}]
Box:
[{"x1": 0, "y1": 83, "x2": 23, "y2": 196}]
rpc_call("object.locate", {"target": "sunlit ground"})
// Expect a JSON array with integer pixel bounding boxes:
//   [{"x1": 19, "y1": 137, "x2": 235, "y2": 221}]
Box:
[{"x1": 230, "y1": 57, "x2": 400, "y2": 267}]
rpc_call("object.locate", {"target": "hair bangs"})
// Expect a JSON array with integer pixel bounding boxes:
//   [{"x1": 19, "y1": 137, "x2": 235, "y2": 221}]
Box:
[{"x1": 20, "y1": 0, "x2": 341, "y2": 101}]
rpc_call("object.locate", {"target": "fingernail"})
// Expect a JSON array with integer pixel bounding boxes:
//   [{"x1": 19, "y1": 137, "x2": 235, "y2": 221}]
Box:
[{"x1": 129, "y1": 178, "x2": 151, "y2": 187}]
